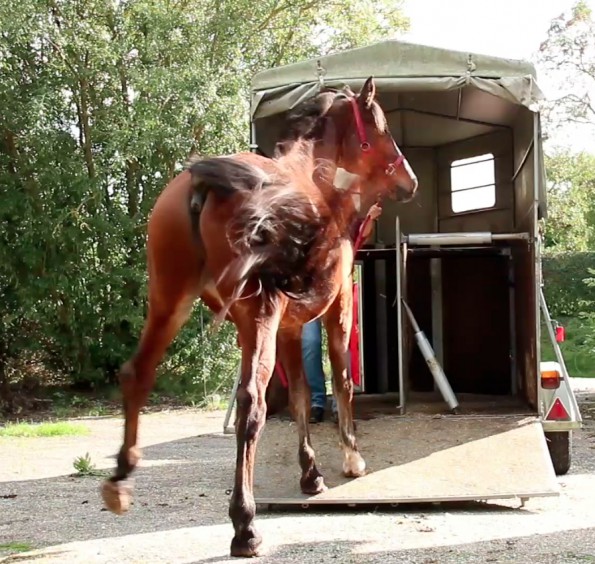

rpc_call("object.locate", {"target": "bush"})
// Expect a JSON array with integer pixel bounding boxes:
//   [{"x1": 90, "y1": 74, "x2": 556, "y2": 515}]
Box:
[
  {"x1": 542, "y1": 252, "x2": 595, "y2": 317},
  {"x1": 542, "y1": 253, "x2": 595, "y2": 378}
]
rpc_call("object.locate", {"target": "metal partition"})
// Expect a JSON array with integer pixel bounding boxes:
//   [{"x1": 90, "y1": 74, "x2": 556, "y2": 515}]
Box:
[{"x1": 395, "y1": 228, "x2": 530, "y2": 413}]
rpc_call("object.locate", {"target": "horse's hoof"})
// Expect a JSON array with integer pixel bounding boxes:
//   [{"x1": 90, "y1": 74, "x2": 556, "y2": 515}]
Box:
[
  {"x1": 300, "y1": 474, "x2": 327, "y2": 495},
  {"x1": 343, "y1": 451, "x2": 366, "y2": 478},
  {"x1": 101, "y1": 479, "x2": 133, "y2": 515},
  {"x1": 230, "y1": 530, "x2": 263, "y2": 558}
]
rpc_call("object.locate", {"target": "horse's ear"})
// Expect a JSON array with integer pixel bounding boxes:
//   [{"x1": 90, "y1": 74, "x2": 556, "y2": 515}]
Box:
[
  {"x1": 342, "y1": 84, "x2": 355, "y2": 96},
  {"x1": 358, "y1": 76, "x2": 376, "y2": 109}
]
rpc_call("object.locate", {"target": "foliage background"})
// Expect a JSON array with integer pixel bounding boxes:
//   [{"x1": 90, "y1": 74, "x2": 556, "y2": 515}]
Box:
[
  {"x1": 536, "y1": 1, "x2": 595, "y2": 378},
  {"x1": 0, "y1": 0, "x2": 410, "y2": 410},
  {"x1": 1, "y1": 1, "x2": 594, "y2": 414}
]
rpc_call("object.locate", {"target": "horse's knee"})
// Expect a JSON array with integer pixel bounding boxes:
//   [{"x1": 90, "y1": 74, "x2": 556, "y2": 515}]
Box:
[
  {"x1": 118, "y1": 359, "x2": 156, "y2": 401},
  {"x1": 236, "y1": 388, "x2": 266, "y2": 442},
  {"x1": 340, "y1": 377, "x2": 353, "y2": 394},
  {"x1": 117, "y1": 361, "x2": 138, "y2": 398}
]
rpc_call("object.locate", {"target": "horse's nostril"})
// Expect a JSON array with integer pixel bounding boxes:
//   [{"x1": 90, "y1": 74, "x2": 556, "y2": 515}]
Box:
[{"x1": 396, "y1": 184, "x2": 417, "y2": 203}]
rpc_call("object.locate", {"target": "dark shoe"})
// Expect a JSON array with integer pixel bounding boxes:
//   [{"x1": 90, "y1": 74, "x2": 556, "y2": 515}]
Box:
[{"x1": 309, "y1": 406, "x2": 325, "y2": 424}]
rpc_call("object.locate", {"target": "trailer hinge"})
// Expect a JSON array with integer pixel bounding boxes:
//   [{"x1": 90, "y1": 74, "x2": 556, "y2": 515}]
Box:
[{"x1": 316, "y1": 60, "x2": 326, "y2": 89}]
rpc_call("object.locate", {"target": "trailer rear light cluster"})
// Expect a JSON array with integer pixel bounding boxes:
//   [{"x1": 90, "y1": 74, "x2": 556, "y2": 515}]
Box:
[{"x1": 541, "y1": 368, "x2": 561, "y2": 389}]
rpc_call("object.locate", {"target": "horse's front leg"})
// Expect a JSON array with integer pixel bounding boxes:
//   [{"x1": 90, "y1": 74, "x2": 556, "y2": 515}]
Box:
[
  {"x1": 277, "y1": 330, "x2": 327, "y2": 494},
  {"x1": 228, "y1": 301, "x2": 281, "y2": 558},
  {"x1": 323, "y1": 285, "x2": 366, "y2": 478}
]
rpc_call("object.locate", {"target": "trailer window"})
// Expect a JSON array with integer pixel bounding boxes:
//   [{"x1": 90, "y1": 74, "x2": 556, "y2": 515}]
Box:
[{"x1": 450, "y1": 154, "x2": 496, "y2": 213}]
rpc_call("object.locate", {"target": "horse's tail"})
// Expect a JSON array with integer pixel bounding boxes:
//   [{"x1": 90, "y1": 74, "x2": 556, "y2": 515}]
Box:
[{"x1": 188, "y1": 156, "x2": 335, "y2": 324}]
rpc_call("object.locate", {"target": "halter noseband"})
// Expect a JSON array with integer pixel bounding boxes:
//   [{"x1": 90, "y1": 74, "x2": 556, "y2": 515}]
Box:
[{"x1": 348, "y1": 96, "x2": 405, "y2": 176}]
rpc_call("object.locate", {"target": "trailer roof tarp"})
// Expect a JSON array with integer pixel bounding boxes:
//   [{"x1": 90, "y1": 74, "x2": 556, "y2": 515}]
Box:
[{"x1": 250, "y1": 39, "x2": 544, "y2": 120}]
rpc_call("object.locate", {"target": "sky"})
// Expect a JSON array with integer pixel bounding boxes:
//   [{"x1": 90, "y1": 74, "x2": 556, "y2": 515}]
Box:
[
  {"x1": 402, "y1": 0, "x2": 579, "y2": 62},
  {"x1": 400, "y1": 0, "x2": 595, "y2": 153}
]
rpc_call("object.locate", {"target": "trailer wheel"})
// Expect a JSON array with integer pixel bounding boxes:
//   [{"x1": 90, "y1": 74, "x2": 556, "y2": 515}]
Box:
[{"x1": 545, "y1": 431, "x2": 572, "y2": 476}]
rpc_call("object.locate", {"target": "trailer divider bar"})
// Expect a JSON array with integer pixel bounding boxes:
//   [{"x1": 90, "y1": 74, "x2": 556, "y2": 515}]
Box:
[{"x1": 403, "y1": 232, "x2": 530, "y2": 246}]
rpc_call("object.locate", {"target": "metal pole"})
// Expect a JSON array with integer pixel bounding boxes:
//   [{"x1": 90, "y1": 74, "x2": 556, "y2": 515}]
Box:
[
  {"x1": 405, "y1": 232, "x2": 530, "y2": 246},
  {"x1": 508, "y1": 252, "x2": 518, "y2": 394},
  {"x1": 396, "y1": 216, "x2": 405, "y2": 414},
  {"x1": 402, "y1": 299, "x2": 459, "y2": 413},
  {"x1": 533, "y1": 113, "x2": 543, "y2": 404},
  {"x1": 430, "y1": 255, "x2": 443, "y2": 367}
]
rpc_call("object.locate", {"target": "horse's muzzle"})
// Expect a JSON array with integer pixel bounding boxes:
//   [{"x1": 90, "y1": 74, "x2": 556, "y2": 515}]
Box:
[{"x1": 393, "y1": 179, "x2": 418, "y2": 203}]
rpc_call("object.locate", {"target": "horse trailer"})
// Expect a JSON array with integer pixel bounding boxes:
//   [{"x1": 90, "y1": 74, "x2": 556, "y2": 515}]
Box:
[{"x1": 230, "y1": 40, "x2": 582, "y2": 506}]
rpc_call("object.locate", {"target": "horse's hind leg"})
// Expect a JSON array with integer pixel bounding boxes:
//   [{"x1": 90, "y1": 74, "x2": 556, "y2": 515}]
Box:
[
  {"x1": 101, "y1": 289, "x2": 193, "y2": 514},
  {"x1": 323, "y1": 286, "x2": 366, "y2": 478},
  {"x1": 228, "y1": 300, "x2": 281, "y2": 558},
  {"x1": 277, "y1": 330, "x2": 327, "y2": 494}
]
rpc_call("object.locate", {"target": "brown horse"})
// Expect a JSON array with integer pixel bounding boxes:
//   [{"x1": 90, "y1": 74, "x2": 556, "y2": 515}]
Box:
[{"x1": 101, "y1": 77, "x2": 418, "y2": 557}]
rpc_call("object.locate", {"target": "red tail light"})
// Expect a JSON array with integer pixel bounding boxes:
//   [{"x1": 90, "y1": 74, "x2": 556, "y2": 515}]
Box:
[
  {"x1": 546, "y1": 398, "x2": 570, "y2": 421},
  {"x1": 555, "y1": 326, "x2": 565, "y2": 343}
]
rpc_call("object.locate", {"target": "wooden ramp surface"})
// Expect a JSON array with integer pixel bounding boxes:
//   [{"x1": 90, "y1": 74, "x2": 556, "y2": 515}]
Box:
[{"x1": 254, "y1": 413, "x2": 559, "y2": 505}]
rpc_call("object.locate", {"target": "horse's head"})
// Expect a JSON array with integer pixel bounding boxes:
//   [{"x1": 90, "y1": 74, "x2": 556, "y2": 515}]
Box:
[{"x1": 337, "y1": 77, "x2": 418, "y2": 204}]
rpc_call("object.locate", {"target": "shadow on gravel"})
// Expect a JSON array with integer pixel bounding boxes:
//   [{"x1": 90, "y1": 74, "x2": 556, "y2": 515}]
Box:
[
  {"x1": 1, "y1": 434, "x2": 237, "y2": 550},
  {"x1": 185, "y1": 526, "x2": 595, "y2": 564}
]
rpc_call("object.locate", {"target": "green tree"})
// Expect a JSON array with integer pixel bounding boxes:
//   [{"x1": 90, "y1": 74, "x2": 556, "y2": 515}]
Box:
[
  {"x1": 543, "y1": 151, "x2": 595, "y2": 252},
  {"x1": 536, "y1": 0, "x2": 595, "y2": 139},
  {"x1": 536, "y1": 2, "x2": 595, "y2": 252},
  {"x1": 0, "y1": 0, "x2": 409, "y2": 405}
]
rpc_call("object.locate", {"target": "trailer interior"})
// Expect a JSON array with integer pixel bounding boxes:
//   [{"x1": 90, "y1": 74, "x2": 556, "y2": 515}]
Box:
[
  {"x1": 253, "y1": 66, "x2": 544, "y2": 420},
  {"x1": 352, "y1": 83, "x2": 543, "y2": 418}
]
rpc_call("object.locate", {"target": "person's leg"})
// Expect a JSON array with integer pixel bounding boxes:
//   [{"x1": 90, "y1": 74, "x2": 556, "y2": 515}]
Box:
[{"x1": 302, "y1": 319, "x2": 327, "y2": 422}]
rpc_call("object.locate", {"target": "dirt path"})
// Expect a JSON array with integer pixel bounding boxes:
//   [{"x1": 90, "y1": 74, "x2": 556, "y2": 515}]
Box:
[{"x1": 1, "y1": 381, "x2": 594, "y2": 564}]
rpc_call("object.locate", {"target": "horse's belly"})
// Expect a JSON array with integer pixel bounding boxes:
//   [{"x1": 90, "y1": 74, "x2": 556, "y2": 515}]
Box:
[{"x1": 281, "y1": 248, "x2": 352, "y2": 328}]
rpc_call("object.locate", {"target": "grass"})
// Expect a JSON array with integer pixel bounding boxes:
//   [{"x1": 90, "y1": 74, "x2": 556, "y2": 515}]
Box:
[
  {"x1": 0, "y1": 542, "x2": 33, "y2": 553},
  {"x1": 72, "y1": 452, "x2": 96, "y2": 475},
  {"x1": 0, "y1": 421, "x2": 90, "y2": 438},
  {"x1": 71, "y1": 452, "x2": 108, "y2": 477},
  {"x1": 541, "y1": 315, "x2": 595, "y2": 378}
]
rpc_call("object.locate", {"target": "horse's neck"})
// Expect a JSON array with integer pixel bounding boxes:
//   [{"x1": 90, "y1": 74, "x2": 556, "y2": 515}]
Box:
[
  {"x1": 274, "y1": 131, "x2": 362, "y2": 234},
  {"x1": 276, "y1": 139, "x2": 337, "y2": 198}
]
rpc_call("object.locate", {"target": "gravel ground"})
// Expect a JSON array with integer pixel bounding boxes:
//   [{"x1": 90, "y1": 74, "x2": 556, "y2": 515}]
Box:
[{"x1": 1, "y1": 379, "x2": 594, "y2": 564}]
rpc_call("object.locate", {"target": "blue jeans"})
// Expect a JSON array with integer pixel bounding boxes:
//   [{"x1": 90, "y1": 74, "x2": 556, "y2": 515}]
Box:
[{"x1": 302, "y1": 319, "x2": 337, "y2": 412}]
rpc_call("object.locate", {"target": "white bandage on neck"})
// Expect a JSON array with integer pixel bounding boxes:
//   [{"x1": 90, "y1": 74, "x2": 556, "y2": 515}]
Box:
[{"x1": 333, "y1": 167, "x2": 361, "y2": 212}]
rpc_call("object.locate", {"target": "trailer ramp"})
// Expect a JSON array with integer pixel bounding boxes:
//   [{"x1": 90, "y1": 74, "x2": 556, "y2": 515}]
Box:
[{"x1": 254, "y1": 409, "x2": 559, "y2": 505}]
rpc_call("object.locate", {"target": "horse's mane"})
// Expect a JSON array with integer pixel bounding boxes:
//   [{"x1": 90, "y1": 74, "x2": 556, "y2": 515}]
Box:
[
  {"x1": 277, "y1": 89, "x2": 341, "y2": 145},
  {"x1": 274, "y1": 86, "x2": 387, "y2": 157}
]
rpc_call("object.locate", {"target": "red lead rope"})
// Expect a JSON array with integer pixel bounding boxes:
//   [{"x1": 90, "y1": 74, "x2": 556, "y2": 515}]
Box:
[{"x1": 274, "y1": 211, "x2": 376, "y2": 389}]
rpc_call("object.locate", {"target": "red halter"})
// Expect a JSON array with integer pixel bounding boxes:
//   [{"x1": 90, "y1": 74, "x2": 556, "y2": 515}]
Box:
[{"x1": 348, "y1": 96, "x2": 405, "y2": 176}]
